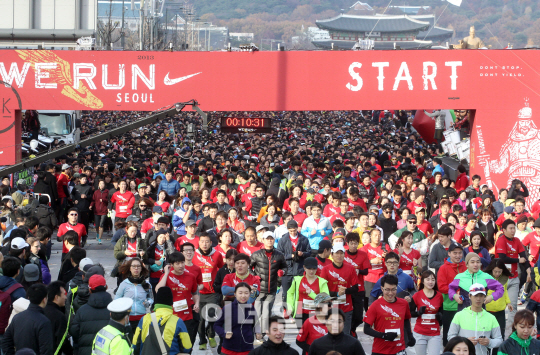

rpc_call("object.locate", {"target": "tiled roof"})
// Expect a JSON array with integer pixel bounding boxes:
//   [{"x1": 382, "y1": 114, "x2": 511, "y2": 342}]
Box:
[{"x1": 316, "y1": 14, "x2": 430, "y2": 33}]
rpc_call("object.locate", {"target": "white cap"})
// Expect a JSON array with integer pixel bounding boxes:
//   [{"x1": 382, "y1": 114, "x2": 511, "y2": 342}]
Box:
[
  {"x1": 332, "y1": 243, "x2": 345, "y2": 253},
  {"x1": 61, "y1": 164, "x2": 71, "y2": 170},
  {"x1": 262, "y1": 231, "x2": 275, "y2": 240},
  {"x1": 79, "y1": 258, "x2": 94, "y2": 273},
  {"x1": 469, "y1": 283, "x2": 486, "y2": 296},
  {"x1": 11, "y1": 237, "x2": 28, "y2": 250},
  {"x1": 107, "y1": 297, "x2": 134, "y2": 313}
]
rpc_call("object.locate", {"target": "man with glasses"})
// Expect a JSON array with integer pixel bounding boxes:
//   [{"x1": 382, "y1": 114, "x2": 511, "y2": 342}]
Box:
[
  {"x1": 369, "y1": 252, "x2": 416, "y2": 306},
  {"x1": 379, "y1": 203, "x2": 397, "y2": 244},
  {"x1": 57, "y1": 207, "x2": 87, "y2": 255},
  {"x1": 513, "y1": 197, "x2": 531, "y2": 218},
  {"x1": 364, "y1": 274, "x2": 415, "y2": 355}
]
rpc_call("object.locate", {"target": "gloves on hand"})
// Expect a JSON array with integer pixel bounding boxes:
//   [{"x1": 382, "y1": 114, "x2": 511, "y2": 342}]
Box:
[
  {"x1": 407, "y1": 337, "x2": 416, "y2": 347},
  {"x1": 435, "y1": 312, "x2": 442, "y2": 323},
  {"x1": 418, "y1": 306, "x2": 427, "y2": 316},
  {"x1": 382, "y1": 332, "x2": 398, "y2": 341},
  {"x1": 277, "y1": 270, "x2": 285, "y2": 277}
]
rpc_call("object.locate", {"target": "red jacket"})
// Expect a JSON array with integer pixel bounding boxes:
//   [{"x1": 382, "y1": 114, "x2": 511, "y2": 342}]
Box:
[
  {"x1": 437, "y1": 258, "x2": 466, "y2": 295},
  {"x1": 455, "y1": 172, "x2": 469, "y2": 193},
  {"x1": 90, "y1": 189, "x2": 109, "y2": 216}
]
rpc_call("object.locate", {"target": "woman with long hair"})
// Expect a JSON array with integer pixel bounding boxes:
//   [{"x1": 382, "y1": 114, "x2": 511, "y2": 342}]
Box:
[
  {"x1": 146, "y1": 229, "x2": 175, "y2": 293},
  {"x1": 485, "y1": 259, "x2": 513, "y2": 348},
  {"x1": 113, "y1": 221, "x2": 146, "y2": 284},
  {"x1": 463, "y1": 231, "x2": 492, "y2": 269},
  {"x1": 257, "y1": 194, "x2": 281, "y2": 223},
  {"x1": 155, "y1": 190, "x2": 172, "y2": 216},
  {"x1": 411, "y1": 270, "x2": 444, "y2": 355},
  {"x1": 115, "y1": 257, "x2": 154, "y2": 330},
  {"x1": 227, "y1": 207, "x2": 245, "y2": 236},
  {"x1": 394, "y1": 230, "x2": 422, "y2": 278},
  {"x1": 397, "y1": 207, "x2": 411, "y2": 230},
  {"x1": 259, "y1": 203, "x2": 280, "y2": 232},
  {"x1": 200, "y1": 188, "x2": 212, "y2": 205}
]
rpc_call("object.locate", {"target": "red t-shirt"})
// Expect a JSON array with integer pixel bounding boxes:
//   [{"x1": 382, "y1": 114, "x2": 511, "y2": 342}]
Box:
[
  {"x1": 296, "y1": 315, "x2": 328, "y2": 346},
  {"x1": 364, "y1": 297, "x2": 411, "y2": 354},
  {"x1": 344, "y1": 250, "x2": 370, "y2": 292},
  {"x1": 150, "y1": 248, "x2": 164, "y2": 279},
  {"x1": 523, "y1": 231, "x2": 540, "y2": 266},
  {"x1": 395, "y1": 249, "x2": 421, "y2": 275},
  {"x1": 412, "y1": 290, "x2": 444, "y2": 336},
  {"x1": 316, "y1": 257, "x2": 332, "y2": 276},
  {"x1": 175, "y1": 235, "x2": 200, "y2": 250},
  {"x1": 361, "y1": 243, "x2": 391, "y2": 283},
  {"x1": 323, "y1": 204, "x2": 340, "y2": 218},
  {"x1": 184, "y1": 264, "x2": 203, "y2": 285},
  {"x1": 417, "y1": 220, "x2": 433, "y2": 237},
  {"x1": 320, "y1": 263, "x2": 358, "y2": 313},
  {"x1": 57, "y1": 222, "x2": 87, "y2": 254},
  {"x1": 297, "y1": 276, "x2": 321, "y2": 314},
  {"x1": 495, "y1": 235, "x2": 525, "y2": 279},
  {"x1": 160, "y1": 271, "x2": 198, "y2": 320},
  {"x1": 193, "y1": 249, "x2": 224, "y2": 294},
  {"x1": 57, "y1": 173, "x2": 69, "y2": 198},
  {"x1": 348, "y1": 198, "x2": 367, "y2": 212},
  {"x1": 222, "y1": 273, "x2": 260, "y2": 300},
  {"x1": 236, "y1": 241, "x2": 264, "y2": 257}
]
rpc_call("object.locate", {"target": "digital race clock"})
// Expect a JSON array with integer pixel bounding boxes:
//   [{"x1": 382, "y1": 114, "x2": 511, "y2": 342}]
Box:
[{"x1": 220, "y1": 117, "x2": 272, "y2": 134}]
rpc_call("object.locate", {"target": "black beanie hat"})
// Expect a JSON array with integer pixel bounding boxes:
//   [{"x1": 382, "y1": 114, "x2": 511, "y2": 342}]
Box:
[{"x1": 155, "y1": 287, "x2": 173, "y2": 306}]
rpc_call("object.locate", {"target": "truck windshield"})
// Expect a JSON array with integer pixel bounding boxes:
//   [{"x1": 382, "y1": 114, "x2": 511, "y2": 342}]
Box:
[{"x1": 38, "y1": 113, "x2": 71, "y2": 135}]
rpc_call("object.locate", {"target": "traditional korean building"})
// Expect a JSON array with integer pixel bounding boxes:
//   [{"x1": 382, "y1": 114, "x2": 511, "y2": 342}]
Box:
[{"x1": 312, "y1": 13, "x2": 453, "y2": 50}]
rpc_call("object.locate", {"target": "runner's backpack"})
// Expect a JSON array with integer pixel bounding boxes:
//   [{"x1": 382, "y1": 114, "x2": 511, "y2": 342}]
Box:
[{"x1": 0, "y1": 283, "x2": 23, "y2": 334}]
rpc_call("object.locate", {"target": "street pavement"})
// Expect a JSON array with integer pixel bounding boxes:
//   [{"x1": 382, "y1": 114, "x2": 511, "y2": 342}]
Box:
[{"x1": 49, "y1": 229, "x2": 521, "y2": 355}]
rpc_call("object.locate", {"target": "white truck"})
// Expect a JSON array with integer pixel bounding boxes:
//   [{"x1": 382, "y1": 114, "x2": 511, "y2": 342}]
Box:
[{"x1": 33, "y1": 110, "x2": 82, "y2": 144}]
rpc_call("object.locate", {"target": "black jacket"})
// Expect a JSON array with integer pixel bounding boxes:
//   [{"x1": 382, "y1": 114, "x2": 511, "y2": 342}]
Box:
[
  {"x1": 378, "y1": 216, "x2": 397, "y2": 243},
  {"x1": 35, "y1": 204, "x2": 58, "y2": 231},
  {"x1": 1, "y1": 303, "x2": 54, "y2": 355},
  {"x1": 309, "y1": 332, "x2": 366, "y2": 355},
  {"x1": 58, "y1": 250, "x2": 78, "y2": 283},
  {"x1": 44, "y1": 301, "x2": 73, "y2": 355},
  {"x1": 276, "y1": 234, "x2": 311, "y2": 276},
  {"x1": 250, "y1": 248, "x2": 287, "y2": 294},
  {"x1": 71, "y1": 183, "x2": 93, "y2": 212},
  {"x1": 248, "y1": 339, "x2": 298, "y2": 355},
  {"x1": 250, "y1": 197, "x2": 267, "y2": 220},
  {"x1": 213, "y1": 265, "x2": 234, "y2": 302},
  {"x1": 69, "y1": 291, "x2": 112, "y2": 355},
  {"x1": 196, "y1": 216, "x2": 216, "y2": 235}
]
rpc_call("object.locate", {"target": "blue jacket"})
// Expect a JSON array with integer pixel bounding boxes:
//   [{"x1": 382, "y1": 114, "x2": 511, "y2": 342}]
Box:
[
  {"x1": 369, "y1": 269, "x2": 416, "y2": 304},
  {"x1": 172, "y1": 197, "x2": 191, "y2": 235},
  {"x1": 157, "y1": 178, "x2": 181, "y2": 197},
  {"x1": 0, "y1": 276, "x2": 25, "y2": 303},
  {"x1": 276, "y1": 233, "x2": 312, "y2": 276},
  {"x1": 301, "y1": 216, "x2": 332, "y2": 250},
  {"x1": 214, "y1": 300, "x2": 260, "y2": 353},
  {"x1": 463, "y1": 246, "x2": 492, "y2": 269}
]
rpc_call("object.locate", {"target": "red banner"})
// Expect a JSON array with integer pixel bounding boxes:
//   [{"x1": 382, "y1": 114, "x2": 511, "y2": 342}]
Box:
[{"x1": 0, "y1": 49, "x2": 539, "y2": 167}]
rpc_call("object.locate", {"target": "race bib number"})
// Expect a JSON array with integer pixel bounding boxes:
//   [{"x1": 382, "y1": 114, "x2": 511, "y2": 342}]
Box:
[
  {"x1": 303, "y1": 299, "x2": 315, "y2": 310},
  {"x1": 202, "y1": 273, "x2": 212, "y2": 283},
  {"x1": 403, "y1": 269, "x2": 412, "y2": 275},
  {"x1": 119, "y1": 206, "x2": 127, "y2": 213},
  {"x1": 173, "y1": 299, "x2": 188, "y2": 312},
  {"x1": 334, "y1": 294, "x2": 346, "y2": 305},
  {"x1": 421, "y1": 313, "x2": 436, "y2": 324}
]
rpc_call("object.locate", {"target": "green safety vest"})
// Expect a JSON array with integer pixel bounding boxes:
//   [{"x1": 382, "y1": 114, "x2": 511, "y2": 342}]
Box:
[{"x1": 92, "y1": 325, "x2": 132, "y2": 355}]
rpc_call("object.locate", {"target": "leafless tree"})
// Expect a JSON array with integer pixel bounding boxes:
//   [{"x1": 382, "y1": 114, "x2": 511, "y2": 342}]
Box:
[{"x1": 97, "y1": 0, "x2": 122, "y2": 50}]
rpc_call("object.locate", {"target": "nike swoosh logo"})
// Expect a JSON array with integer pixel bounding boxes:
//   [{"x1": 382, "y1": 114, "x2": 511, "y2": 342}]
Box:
[{"x1": 164, "y1": 72, "x2": 202, "y2": 85}]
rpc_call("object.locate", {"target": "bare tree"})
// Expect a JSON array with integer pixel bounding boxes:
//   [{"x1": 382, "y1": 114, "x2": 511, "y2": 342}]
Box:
[{"x1": 97, "y1": 0, "x2": 122, "y2": 50}]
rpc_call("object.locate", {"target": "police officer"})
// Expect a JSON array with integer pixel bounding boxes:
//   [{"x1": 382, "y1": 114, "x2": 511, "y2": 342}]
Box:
[{"x1": 92, "y1": 297, "x2": 134, "y2": 355}]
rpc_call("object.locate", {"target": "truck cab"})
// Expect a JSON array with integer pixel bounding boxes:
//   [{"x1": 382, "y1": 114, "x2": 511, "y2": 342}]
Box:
[{"x1": 32, "y1": 110, "x2": 81, "y2": 144}]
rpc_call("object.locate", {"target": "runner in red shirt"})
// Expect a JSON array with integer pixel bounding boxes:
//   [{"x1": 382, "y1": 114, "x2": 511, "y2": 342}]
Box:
[
  {"x1": 156, "y1": 252, "x2": 199, "y2": 322},
  {"x1": 320, "y1": 244, "x2": 359, "y2": 335},
  {"x1": 323, "y1": 192, "x2": 341, "y2": 218},
  {"x1": 315, "y1": 240, "x2": 332, "y2": 276},
  {"x1": 57, "y1": 207, "x2": 88, "y2": 255},
  {"x1": 236, "y1": 227, "x2": 263, "y2": 256},
  {"x1": 192, "y1": 234, "x2": 224, "y2": 348},
  {"x1": 364, "y1": 274, "x2": 414, "y2": 355},
  {"x1": 344, "y1": 232, "x2": 370, "y2": 336},
  {"x1": 178, "y1": 242, "x2": 203, "y2": 288},
  {"x1": 394, "y1": 231, "x2": 422, "y2": 277},
  {"x1": 221, "y1": 253, "x2": 260, "y2": 302},
  {"x1": 175, "y1": 220, "x2": 200, "y2": 250},
  {"x1": 411, "y1": 271, "x2": 444, "y2": 343},
  {"x1": 296, "y1": 299, "x2": 330, "y2": 355},
  {"x1": 523, "y1": 220, "x2": 540, "y2": 266}
]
